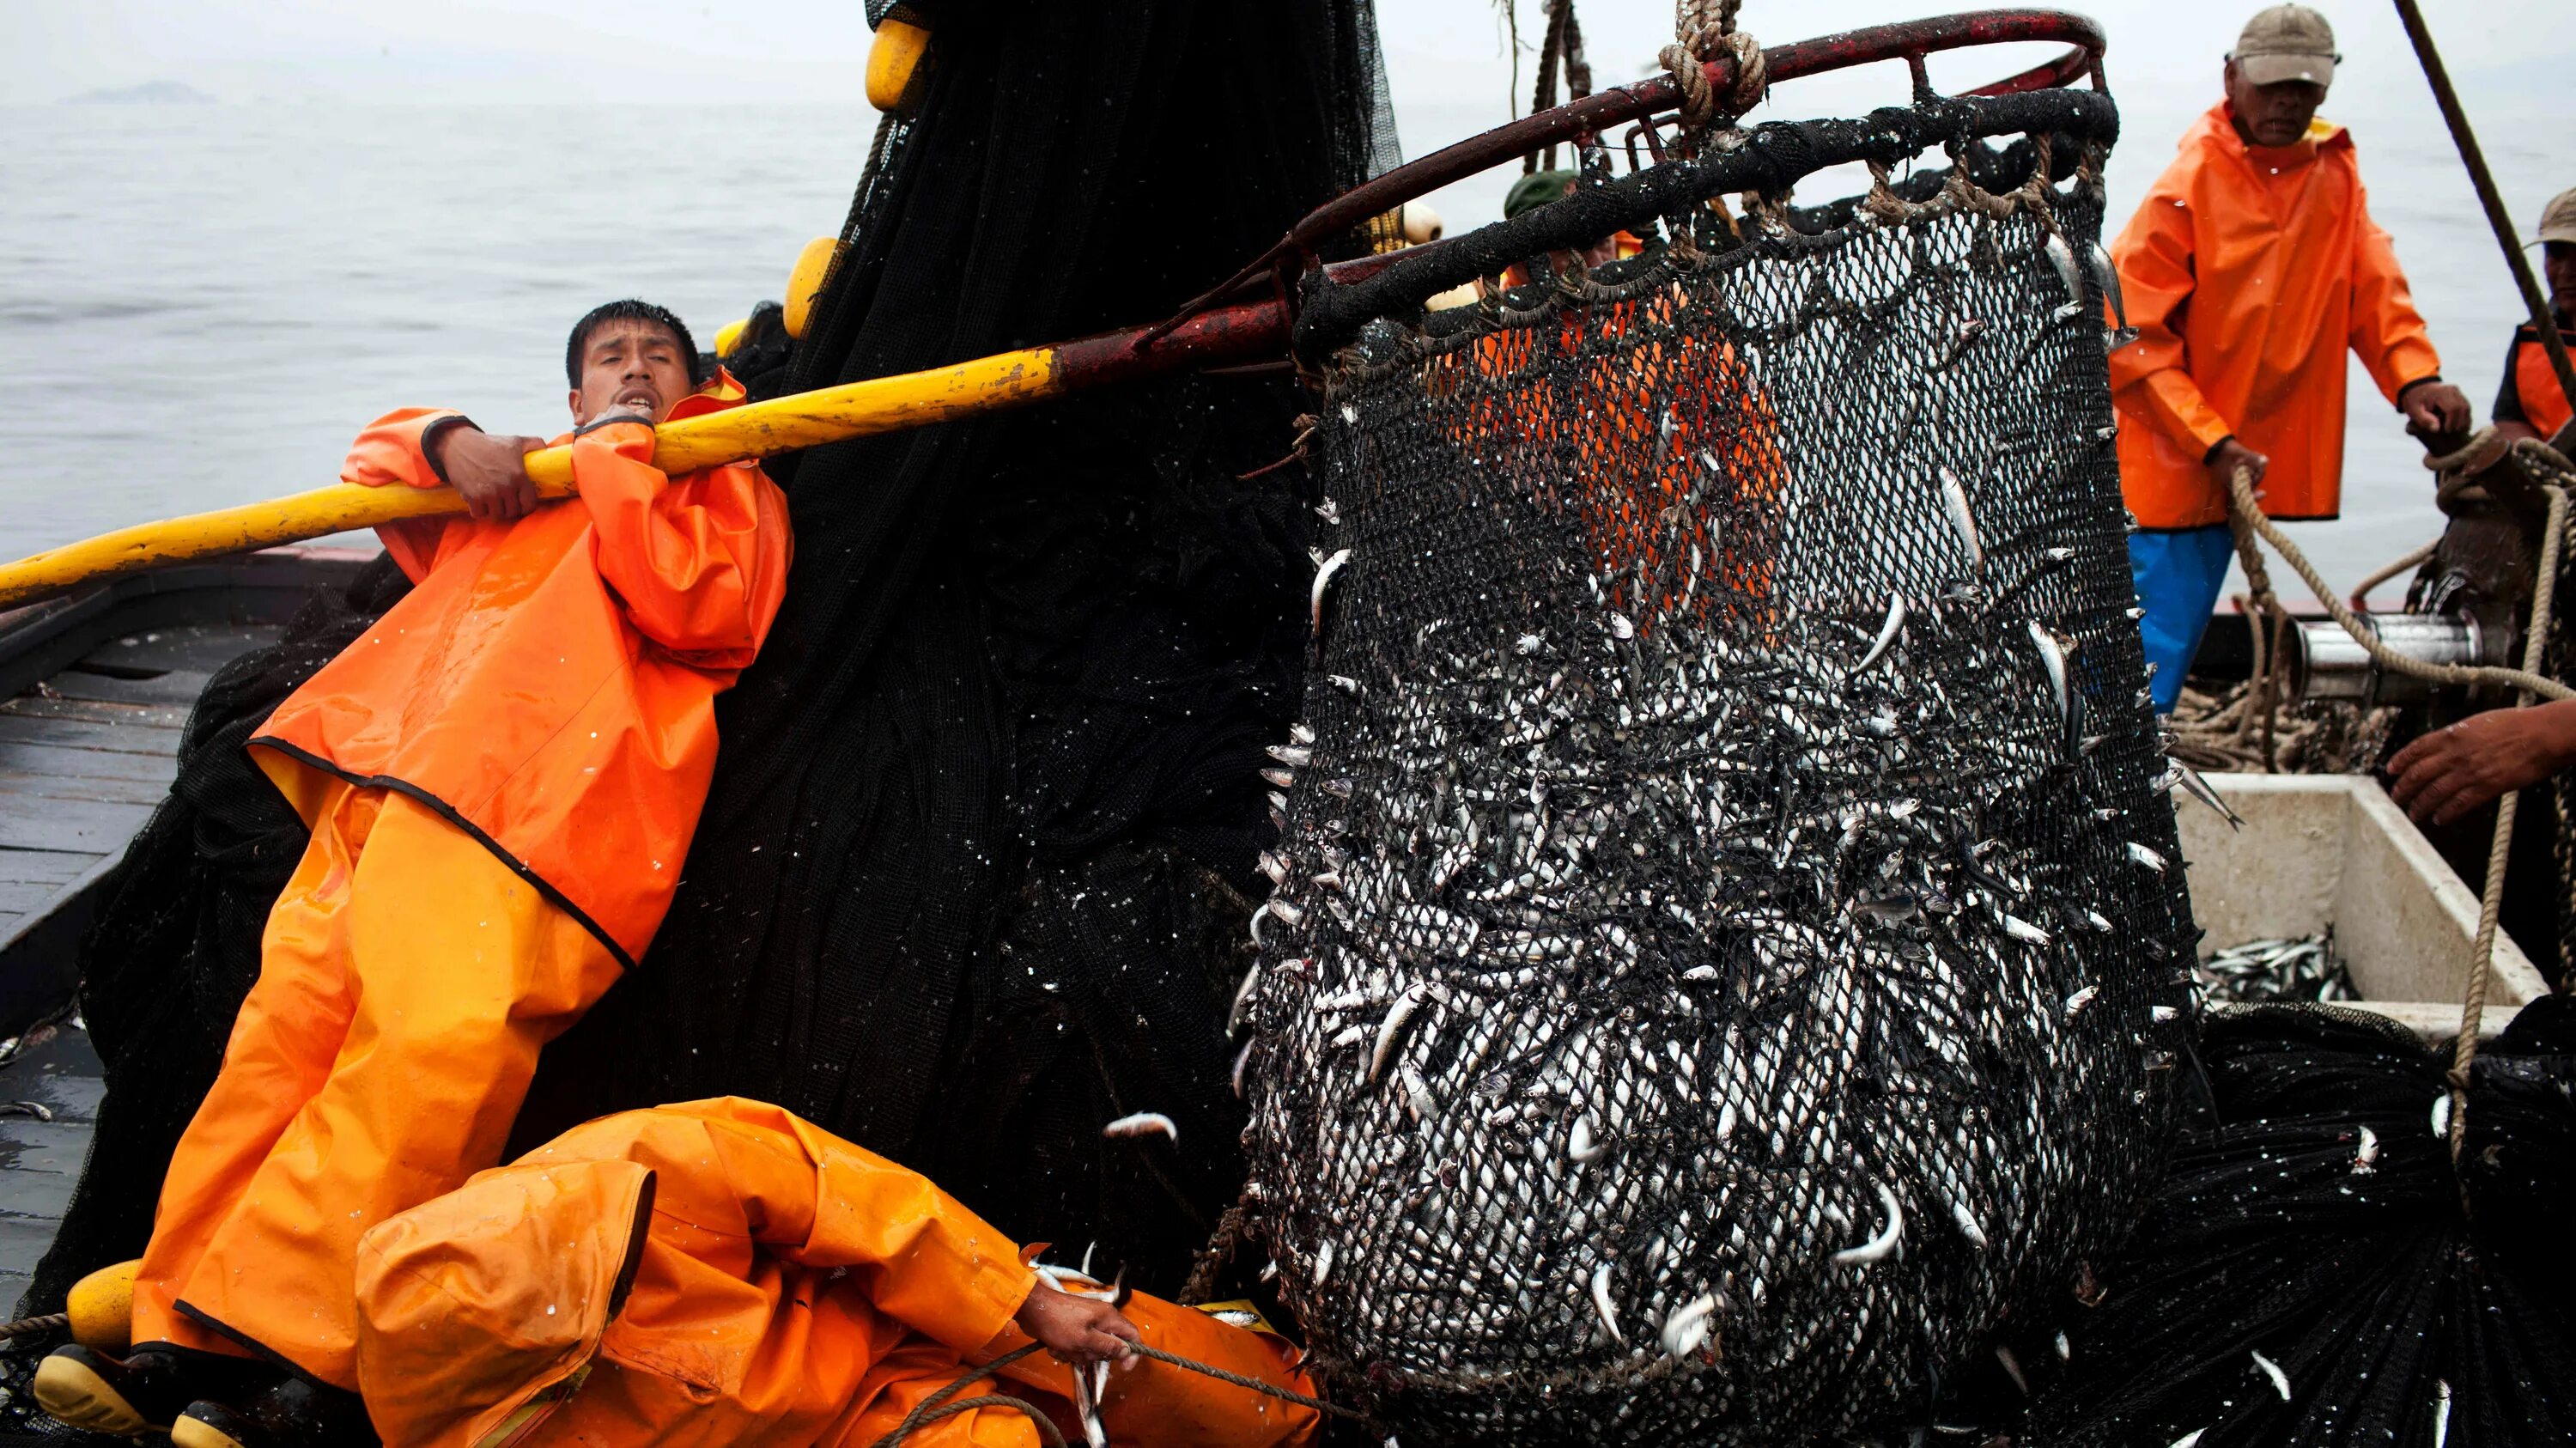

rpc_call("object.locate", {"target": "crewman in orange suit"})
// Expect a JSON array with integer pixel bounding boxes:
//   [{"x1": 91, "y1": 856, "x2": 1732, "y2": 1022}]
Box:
[
  {"x1": 349, "y1": 1098, "x2": 1322, "y2": 1448},
  {"x1": 2492, "y1": 186, "x2": 2576, "y2": 448},
  {"x1": 35, "y1": 301, "x2": 793, "y2": 1447},
  {"x1": 2111, "y1": 4, "x2": 2472, "y2": 711}
]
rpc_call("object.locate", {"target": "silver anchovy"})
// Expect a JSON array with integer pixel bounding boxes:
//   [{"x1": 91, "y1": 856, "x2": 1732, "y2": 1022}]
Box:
[
  {"x1": 2127, "y1": 841, "x2": 2168, "y2": 874},
  {"x1": 2086, "y1": 239, "x2": 2137, "y2": 347},
  {"x1": 1310, "y1": 549, "x2": 1353, "y2": 642},
  {"x1": 1661, "y1": 1293, "x2": 1717, "y2": 1360},
  {"x1": 1589, "y1": 1262, "x2": 1625, "y2": 1344},
  {"x1": 1852, "y1": 592, "x2": 1906, "y2": 675},
  {"x1": 1368, "y1": 984, "x2": 1428, "y2": 1084},
  {"x1": 2251, "y1": 1349, "x2": 2291, "y2": 1402},
  {"x1": 1832, "y1": 1183, "x2": 1905, "y2": 1267},
  {"x1": 1939, "y1": 467, "x2": 1985, "y2": 571},
  {"x1": 2045, "y1": 230, "x2": 2087, "y2": 321},
  {"x1": 2166, "y1": 758, "x2": 2245, "y2": 830},
  {"x1": 1102, "y1": 1111, "x2": 1178, "y2": 1142}
]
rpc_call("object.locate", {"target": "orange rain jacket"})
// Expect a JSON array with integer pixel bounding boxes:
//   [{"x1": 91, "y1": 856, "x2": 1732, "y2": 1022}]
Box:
[
  {"x1": 354, "y1": 1098, "x2": 1321, "y2": 1448},
  {"x1": 2502, "y1": 320, "x2": 2574, "y2": 439},
  {"x1": 251, "y1": 374, "x2": 792, "y2": 966},
  {"x1": 2110, "y1": 104, "x2": 2444, "y2": 529}
]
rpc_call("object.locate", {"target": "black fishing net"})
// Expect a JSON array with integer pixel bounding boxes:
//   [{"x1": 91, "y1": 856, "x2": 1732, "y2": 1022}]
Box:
[
  {"x1": 1229, "y1": 91, "x2": 2195, "y2": 1442},
  {"x1": 2028, "y1": 1001, "x2": 2576, "y2": 1446},
  {"x1": 0, "y1": 558, "x2": 412, "y2": 1435},
  {"x1": 509, "y1": 0, "x2": 1404, "y2": 1296}
]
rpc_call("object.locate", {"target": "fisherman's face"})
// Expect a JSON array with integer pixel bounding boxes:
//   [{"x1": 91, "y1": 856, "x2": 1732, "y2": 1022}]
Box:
[
  {"x1": 2223, "y1": 61, "x2": 2325, "y2": 149},
  {"x1": 570, "y1": 319, "x2": 694, "y2": 425},
  {"x1": 2546, "y1": 242, "x2": 2576, "y2": 315}
]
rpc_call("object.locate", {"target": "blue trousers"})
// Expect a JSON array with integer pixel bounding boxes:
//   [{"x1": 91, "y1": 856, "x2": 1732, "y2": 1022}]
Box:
[{"x1": 2128, "y1": 525, "x2": 2237, "y2": 714}]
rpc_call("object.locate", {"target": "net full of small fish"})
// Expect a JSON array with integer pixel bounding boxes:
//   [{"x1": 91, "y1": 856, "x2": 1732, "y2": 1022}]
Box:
[{"x1": 1231, "y1": 171, "x2": 2199, "y2": 1444}]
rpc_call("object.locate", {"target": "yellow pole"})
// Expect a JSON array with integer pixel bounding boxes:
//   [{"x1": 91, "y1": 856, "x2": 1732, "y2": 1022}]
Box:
[{"x1": 0, "y1": 345, "x2": 1060, "y2": 611}]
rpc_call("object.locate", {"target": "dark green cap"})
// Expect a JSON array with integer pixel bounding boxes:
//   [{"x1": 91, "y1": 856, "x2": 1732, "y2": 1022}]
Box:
[{"x1": 1504, "y1": 169, "x2": 1578, "y2": 221}]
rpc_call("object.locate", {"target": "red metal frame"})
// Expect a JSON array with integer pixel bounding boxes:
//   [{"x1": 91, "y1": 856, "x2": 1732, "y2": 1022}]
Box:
[{"x1": 1136, "y1": 9, "x2": 2106, "y2": 348}]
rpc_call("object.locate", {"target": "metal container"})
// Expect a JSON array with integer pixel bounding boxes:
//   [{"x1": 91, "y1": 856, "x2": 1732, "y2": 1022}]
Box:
[{"x1": 2287, "y1": 611, "x2": 2485, "y2": 707}]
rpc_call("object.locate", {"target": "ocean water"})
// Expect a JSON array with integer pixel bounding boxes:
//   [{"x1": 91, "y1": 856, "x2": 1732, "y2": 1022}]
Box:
[{"x1": 0, "y1": 99, "x2": 2560, "y2": 600}]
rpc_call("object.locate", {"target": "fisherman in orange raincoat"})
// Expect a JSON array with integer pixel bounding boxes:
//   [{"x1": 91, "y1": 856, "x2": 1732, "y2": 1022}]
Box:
[
  {"x1": 34, "y1": 301, "x2": 794, "y2": 1447},
  {"x1": 2491, "y1": 186, "x2": 2576, "y2": 449},
  {"x1": 347, "y1": 1097, "x2": 1323, "y2": 1448},
  {"x1": 2111, "y1": 4, "x2": 2473, "y2": 711}
]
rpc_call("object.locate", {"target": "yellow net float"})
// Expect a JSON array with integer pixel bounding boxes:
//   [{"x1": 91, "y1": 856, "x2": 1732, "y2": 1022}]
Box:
[{"x1": 866, "y1": 16, "x2": 933, "y2": 117}]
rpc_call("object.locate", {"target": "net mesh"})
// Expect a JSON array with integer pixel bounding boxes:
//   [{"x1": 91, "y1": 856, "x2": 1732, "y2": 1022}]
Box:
[{"x1": 1232, "y1": 123, "x2": 2193, "y2": 1442}]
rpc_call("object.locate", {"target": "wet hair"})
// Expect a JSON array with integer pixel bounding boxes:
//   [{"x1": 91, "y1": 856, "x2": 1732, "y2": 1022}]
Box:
[{"x1": 565, "y1": 300, "x2": 703, "y2": 387}]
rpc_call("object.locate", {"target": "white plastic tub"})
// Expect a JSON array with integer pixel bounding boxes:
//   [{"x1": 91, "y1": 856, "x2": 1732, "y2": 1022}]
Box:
[{"x1": 2175, "y1": 773, "x2": 2546, "y2": 1042}]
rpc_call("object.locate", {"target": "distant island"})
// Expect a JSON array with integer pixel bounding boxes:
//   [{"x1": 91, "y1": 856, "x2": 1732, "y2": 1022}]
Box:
[{"x1": 64, "y1": 81, "x2": 215, "y2": 105}]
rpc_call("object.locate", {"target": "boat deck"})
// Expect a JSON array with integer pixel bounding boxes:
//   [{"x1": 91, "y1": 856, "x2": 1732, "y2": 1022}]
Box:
[
  {"x1": 0, "y1": 552, "x2": 365, "y2": 1309},
  {"x1": 0, "y1": 622, "x2": 280, "y2": 943},
  {"x1": 0, "y1": 1024, "x2": 102, "y2": 1307}
]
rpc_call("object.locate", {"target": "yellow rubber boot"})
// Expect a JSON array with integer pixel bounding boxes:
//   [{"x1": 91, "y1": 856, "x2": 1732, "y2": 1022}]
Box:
[{"x1": 67, "y1": 1259, "x2": 140, "y2": 1352}]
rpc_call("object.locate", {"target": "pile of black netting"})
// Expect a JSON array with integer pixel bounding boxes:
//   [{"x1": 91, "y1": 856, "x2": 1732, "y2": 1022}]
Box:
[
  {"x1": 2026, "y1": 1001, "x2": 2576, "y2": 1446},
  {"x1": 1229, "y1": 95, "x2": 2196, "y2": 1443},
  {"x1": 1, "y1": 557, "x2": 411, "y2": 1438}
]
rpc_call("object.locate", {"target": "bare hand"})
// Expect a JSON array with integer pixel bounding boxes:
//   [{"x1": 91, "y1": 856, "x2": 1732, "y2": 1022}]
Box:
[
  {"x1": 2385, "y1": 699, "x2": 2576, "y2": 826},
  {"x1": 2399, "y1": 380, "x2": 2474, "y2": 437},
  {"x1": 434, "y1": 428, "x2": 546, "y2": 521},
  {"x1": 2205, "y1": 437, "x2": 2269, "y2": 501},
  {"x1": 1014, "y1": 1287, "x2": 1140, "y2": 1366}
]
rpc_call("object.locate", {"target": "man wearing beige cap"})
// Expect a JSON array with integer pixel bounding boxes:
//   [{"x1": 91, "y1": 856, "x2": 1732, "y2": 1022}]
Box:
[
  {"x1": 2111, "y1": 3, "x2": 2473, "y2": 710},
  {"x1": 2492, "y1": 187, "x2": 2576, "y2": 447}
]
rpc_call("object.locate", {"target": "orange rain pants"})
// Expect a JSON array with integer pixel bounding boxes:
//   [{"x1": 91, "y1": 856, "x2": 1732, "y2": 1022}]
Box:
[
  {"x1": 131, "y1": 770, "x2": 623, "y2": 1390},
  {"x1": 353, "y1": 1098, "x2": 1322, "y2": 1448}
]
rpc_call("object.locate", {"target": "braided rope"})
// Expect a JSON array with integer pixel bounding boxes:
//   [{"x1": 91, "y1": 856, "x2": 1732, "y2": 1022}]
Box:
[
  {"x1": 2347, "y1": 540, "x2": 2440, "y2": 611},
  {"x1": 867, "y1": 1343, "x2": 1058, "y2": 1448},
  {"x1": 2445, "y1": 479, "x2": 2568, "y2": 1186},
  {"x1": 1658, "y1": 0, "x2": 1759, "y2": 137},
  {"x1": 1124, "y1": 1343, "x2": 1361, "y2": 1419},
  {"x1": 866, "y1": 1331, "x2": 1361, "y2": 1448},
  {"x1": 0, "y1": 1315, "x2": 65, "y2": 1342},
  {"x1": 2224, "y1": 465, "x2": 2575, "y2": 704}
]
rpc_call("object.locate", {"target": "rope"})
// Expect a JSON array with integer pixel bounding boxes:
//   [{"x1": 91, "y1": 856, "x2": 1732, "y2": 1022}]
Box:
[
  {"x1": 0, "y1": 1315, "x2": 64, "y2": 1342},
  {"x1": 2348, "y1": 540, "x2": 2439, "y2": 612},
  {"x1": 866, "y1": 1330, "x2": 1362, "y2": 1448},
  {"x1": 868, "y1": 1343, "x2": 1063, "y2": 1448},
  {"x1": 2223, "y1": 465, "x2": 2576, "y2": 704},
  {"x1": 1658, "y1": 0, "x2": 1761, "y2": 137},
  {"x1": 2445, "y1": 481, "x2": 2568, "y2": 1192},
  {"x1": 1124, "y1": 1343, "x2": 1362, "y2": 1420}
]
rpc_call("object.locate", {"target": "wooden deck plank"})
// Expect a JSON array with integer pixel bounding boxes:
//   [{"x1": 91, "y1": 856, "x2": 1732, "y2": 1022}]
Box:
[
  {"x1": 83, "y1": 623, "x2": 280, "y2": 674},
  {"x1": 41, "y1": 668, "x2": 216, "y2": 708},
  {"x1": 0, "y1": 697, "x2": 188, "y2": 730},
  {"x1": 0, "y1": 774, "x2": 171, "y2": 808},
  {"x1": 0, "y1": 800, "x2": 154, "y2": 855},
  {"x1": 0, "y1": 715, "x2": 182, "y2": 757},
  {"x1": 0, "y1": 1030, "x2": 106, "y2": 1286},
  {"x1": 0, "y1": 741, "x2": 177, "y2": 786},
  {"x1": 0, "y1": 850, "x2": 94, "y2": 888}
]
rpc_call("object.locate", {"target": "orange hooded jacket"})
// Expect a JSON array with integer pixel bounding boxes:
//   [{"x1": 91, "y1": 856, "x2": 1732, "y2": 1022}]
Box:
[
  {"x1": 251, "y1": 374, "x2": 792, "y2": 966},
  {"x1": 2110, "y1": 104, "x2": 2443, "y2": 529},
  {"x1": 353, "y1": 1098, "x2": 1321, "y2": 1448}
]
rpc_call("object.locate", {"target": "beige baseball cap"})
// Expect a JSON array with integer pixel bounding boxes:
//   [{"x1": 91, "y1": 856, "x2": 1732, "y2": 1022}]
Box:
[
  {"x1": 2232, "y1": 4, "x2": 2337, "y2": 88},
  {"x1": 2536, "y1": 187, "x2": 2576, "y2": 247}
]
